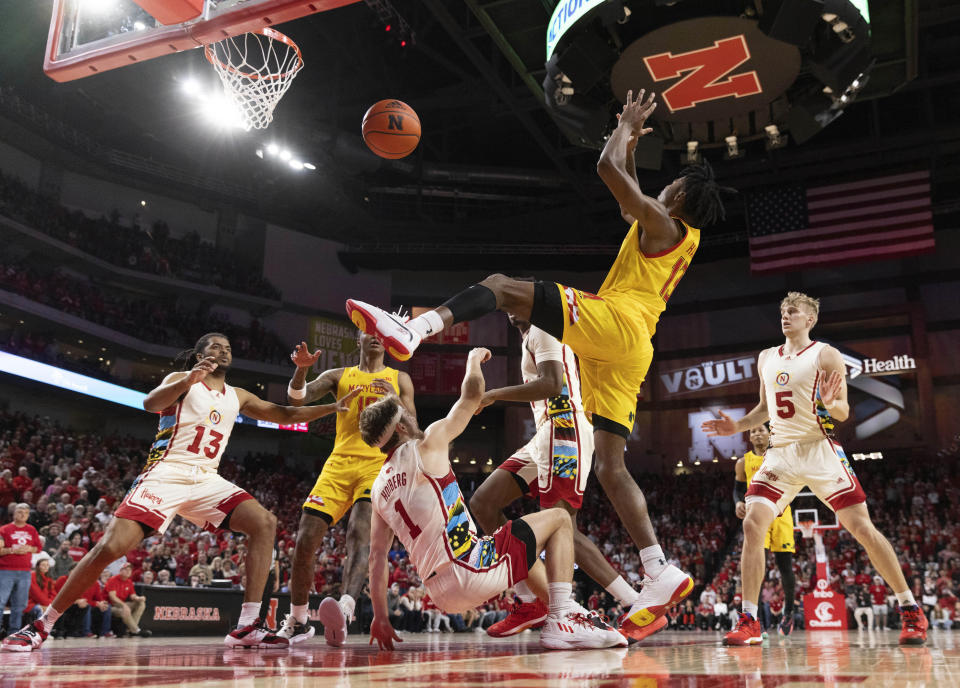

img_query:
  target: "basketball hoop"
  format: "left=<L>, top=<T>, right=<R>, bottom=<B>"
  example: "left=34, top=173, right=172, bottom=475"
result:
left=798, top=520, right=817, bottom=539
left=205, top=27, right=303, bottom=131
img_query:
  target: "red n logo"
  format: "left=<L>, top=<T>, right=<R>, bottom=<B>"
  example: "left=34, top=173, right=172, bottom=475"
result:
left=643, top=36, right=762, bottom=112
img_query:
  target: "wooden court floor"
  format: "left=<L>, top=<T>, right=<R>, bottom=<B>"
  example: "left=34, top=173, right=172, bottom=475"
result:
left=2, top=629, right=957, bottom=687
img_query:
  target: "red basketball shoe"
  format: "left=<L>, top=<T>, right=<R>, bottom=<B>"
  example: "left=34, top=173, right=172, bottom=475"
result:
left=2, top=620, right=49, bottom=652
left=618, top=611, right=668, bottom=643
left=487, top=599, right=549, bottom=638
left=724, top=613, right=763, bottom=646
left=899, top=606, right=928, bottom=646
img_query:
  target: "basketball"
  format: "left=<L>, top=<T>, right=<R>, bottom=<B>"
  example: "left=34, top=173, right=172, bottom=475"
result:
left=361, top=99, right=421, bottom=159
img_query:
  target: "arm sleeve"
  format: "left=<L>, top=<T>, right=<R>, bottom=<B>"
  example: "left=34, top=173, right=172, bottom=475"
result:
left=734, top=480, right=748, bottom=505
left=528, top=327, right=564, bottom=364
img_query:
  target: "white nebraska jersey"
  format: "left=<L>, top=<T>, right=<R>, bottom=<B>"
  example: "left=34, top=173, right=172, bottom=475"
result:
left=144, top=379, right=241, bottom=472
left=521, top=326, right=583, bottom=428
left=760, top=341, right=836, bottom=447
left=372, top=440, right=484, bottom=579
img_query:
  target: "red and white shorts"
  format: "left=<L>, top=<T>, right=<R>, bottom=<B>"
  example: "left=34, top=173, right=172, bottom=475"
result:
left=746, top=438, right=866, bottom=516
left=115, top=461, right=253, bottom=534
left=498, top=411, right=592, bottom=509
left=425, top=519, right=535, bottom=614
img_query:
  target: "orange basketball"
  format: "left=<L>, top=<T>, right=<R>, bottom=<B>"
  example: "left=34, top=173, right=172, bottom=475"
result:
left=361, top=99, right=421, bottom=159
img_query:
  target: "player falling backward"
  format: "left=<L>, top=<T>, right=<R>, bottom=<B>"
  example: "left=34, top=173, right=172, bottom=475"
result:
left=2, top=333, right=358, bottom=652
left=265, top=332, right=415, bottom=646
left=469, top=312, right=661, bottom=641
left=733, top=422, right=798, bottom=636
left=361, top=348, right=625, bottom=650
left=346, top=90, right=733, bottom=635
left=703, top=293, right=928, bottom=646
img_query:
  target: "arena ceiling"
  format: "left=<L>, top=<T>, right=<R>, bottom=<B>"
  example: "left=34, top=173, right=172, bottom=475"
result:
left=1, top=1, right=959, bottom=271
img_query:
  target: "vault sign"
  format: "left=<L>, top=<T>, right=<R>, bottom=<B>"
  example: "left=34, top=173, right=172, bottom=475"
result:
left=660, top=355, right=756, bottom=396
left=611, top=16, right=801, bottom=122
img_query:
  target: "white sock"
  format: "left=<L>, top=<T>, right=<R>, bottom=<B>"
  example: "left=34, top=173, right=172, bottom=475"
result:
left=514, top=580, right=537, bottom=603
left=639, top=544, right=667, bottom=578
left=896, top=590, right=917, bottom=607
left=39, top=606, right=63, bottom=629
left=238, top=602, right=261, bottom=627
left=291, top=603, right=309, bottom=625
left=742, top=601, right=759, bottom=618
left=548, top=583, right=573, bottom=616
left=408, top=310, right=444, bottom=339
left=605, top=575, right=640, bottom=607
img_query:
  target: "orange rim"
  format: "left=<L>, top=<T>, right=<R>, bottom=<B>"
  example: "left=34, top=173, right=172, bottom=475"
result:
left=204, top=27, right=302, bottom=81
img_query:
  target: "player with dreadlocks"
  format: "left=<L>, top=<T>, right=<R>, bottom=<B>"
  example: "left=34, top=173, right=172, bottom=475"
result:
left=3, top=333, right=358, bottom=652
left=344, top=90, right=735, bottom=639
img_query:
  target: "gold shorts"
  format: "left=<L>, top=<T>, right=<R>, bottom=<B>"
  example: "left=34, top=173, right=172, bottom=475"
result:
left=555, top=283, right=653, bottom=434
left=302, top=453, right=383, bottom=525
left=765, top=507, right=796, bottom=553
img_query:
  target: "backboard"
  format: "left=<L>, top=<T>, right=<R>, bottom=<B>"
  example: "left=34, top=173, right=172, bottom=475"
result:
left=45, top=0, right=359, bottom=82
left=792, top=490, right=841, bottom=533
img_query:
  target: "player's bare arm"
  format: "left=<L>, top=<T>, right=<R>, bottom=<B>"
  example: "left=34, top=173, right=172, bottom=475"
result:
left=236, top=387, right=359, bottom=424
left=597, top=89, right=681, bottom=251
left=419, top=348, right=491, bottom=472
left=817, top=345, right=850, bottom=421
left=288, top=342, right=343, bottom=406
left=142, top=358, right=217, bottom=412
left=619, top=126, right=640, bottom=226
left=397, top=371, right=416, bottom=416
left=702, top=351, right=771, bottom=437
left=475, top=359, right=562, bottom=414
left=368, top=508, right=402, bottom=651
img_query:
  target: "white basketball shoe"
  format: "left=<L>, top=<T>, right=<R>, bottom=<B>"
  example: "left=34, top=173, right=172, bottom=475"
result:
left=346, top=299, right=422, bottom=361
left=540, top=605, right=627, bottom=650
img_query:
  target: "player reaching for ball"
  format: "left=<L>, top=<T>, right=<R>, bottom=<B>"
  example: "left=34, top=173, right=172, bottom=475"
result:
left=2, top=333, right=357, bottom=652
left=702, top=292, right=927, bottom=646
left=346, top=89, right=734, bottom=636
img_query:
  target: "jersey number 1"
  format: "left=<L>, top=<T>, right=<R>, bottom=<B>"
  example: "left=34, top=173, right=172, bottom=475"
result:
left=394, top=501, right=422, bottom=538
left=186, top=426, right=225, bottom=458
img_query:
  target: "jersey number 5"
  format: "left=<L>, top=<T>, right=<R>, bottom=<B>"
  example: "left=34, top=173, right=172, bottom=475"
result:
left=186, top=426, right=225, bottom=458
left=775, top=391, right=795, bottom=419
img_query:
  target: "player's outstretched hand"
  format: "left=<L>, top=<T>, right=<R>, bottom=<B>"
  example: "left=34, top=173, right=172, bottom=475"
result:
left=474, top=391, right=497, bottom=415
left=468, top=347, right=492, bottom=364
left=370, top=615, right=402, bottom=651
left=619, top=89, right=657, bottom=136
left=370, top=377, right=395, bottom=396
left=290, top=341, right=321, bottom=368
left=819, top=370, right=844, bottom=408
left=334, top=388, right=361, bottom=413
left=701, top=411, right=738, bottom=437
left=187, top=356, right=218, bottom=385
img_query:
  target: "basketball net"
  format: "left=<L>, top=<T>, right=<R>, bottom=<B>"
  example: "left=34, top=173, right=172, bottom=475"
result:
left=799, top=520, right=830, bottom=583
left=205, top=28, right=303, bottom=131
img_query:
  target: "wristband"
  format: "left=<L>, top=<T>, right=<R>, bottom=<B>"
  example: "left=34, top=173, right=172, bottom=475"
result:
left=287, top=383, right=307, bottom=400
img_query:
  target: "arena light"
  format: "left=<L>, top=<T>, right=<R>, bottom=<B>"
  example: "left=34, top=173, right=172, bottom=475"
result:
left=724, top=135, right=744, bottom=160
left=279, top=149, right=292, bottom=161
left=694, top=459, right=701, bottom=466
left=266, top=143, right=279, bottom=156
left=684, top=140, right=700, bottom=164
left=83, top=0, right=117, bottom=15
left=133, top=21, right=147, bottom=31
left=676, top=461, right=683, bottom=467
left=764, top=124, right=787, bottom=150
left=289, top=159, right=304, bottom=171
left=303, top=162, right=317, bottom=170
left=180, top=78, right=200, bottom=97
left=0, top=351, right=305, bottom=432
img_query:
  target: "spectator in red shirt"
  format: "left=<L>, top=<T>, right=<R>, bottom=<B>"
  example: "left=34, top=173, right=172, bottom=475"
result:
left=870, top=575, right=889, bottom=630
left=57, top=573, right=113, bottom=639
left=0, top=503, right=42, bottom=632
left=24, top=558, right=56, bottom=623
left=67, top=532, right=88, bottom=563
left=105, top=563, right=149, bottom=637
left=12, top=467, right=32, bottom=499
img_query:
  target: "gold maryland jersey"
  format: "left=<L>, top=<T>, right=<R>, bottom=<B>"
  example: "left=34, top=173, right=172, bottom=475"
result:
left=331, top=366, right=400, bottom=459
left=743, top=450, right=766, bottom=486
left=597, top=218, right=700, bottom=336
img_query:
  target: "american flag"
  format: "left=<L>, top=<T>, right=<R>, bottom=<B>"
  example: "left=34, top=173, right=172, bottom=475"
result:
left=746, top=170, right=935, bottom=274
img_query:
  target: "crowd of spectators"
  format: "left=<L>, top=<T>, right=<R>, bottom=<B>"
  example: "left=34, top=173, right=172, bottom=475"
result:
left=0, top=259, right=290, bottom=369
left=0, top=171, right=280, bottom=299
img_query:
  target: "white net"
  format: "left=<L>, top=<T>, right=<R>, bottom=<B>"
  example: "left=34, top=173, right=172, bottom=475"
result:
left=205, top=28, right=303, bottom=131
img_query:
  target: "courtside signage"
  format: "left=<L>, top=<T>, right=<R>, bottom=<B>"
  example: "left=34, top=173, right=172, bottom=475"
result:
left=845, top=354, right=917, bottom=379
left=546, top=0, right=606, bottom=61
left=660, top=355, right=756, bottom=396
